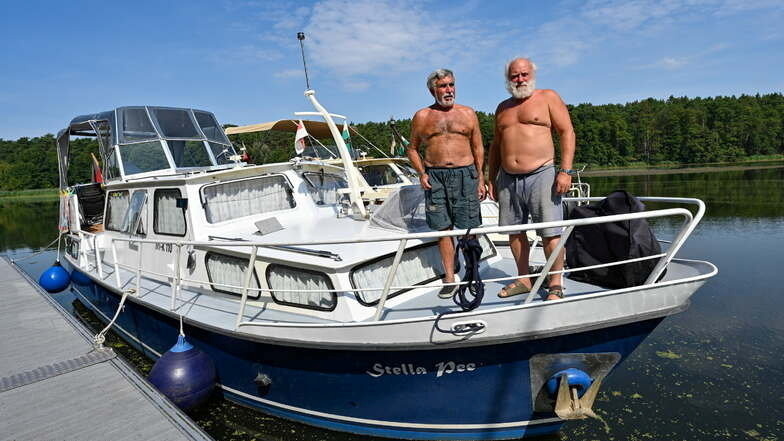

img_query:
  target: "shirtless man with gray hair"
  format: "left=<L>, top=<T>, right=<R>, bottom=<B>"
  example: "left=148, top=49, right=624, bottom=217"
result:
left=488, top=57, right=576, bottom=300
left=408, top=68, right=487, bottom=298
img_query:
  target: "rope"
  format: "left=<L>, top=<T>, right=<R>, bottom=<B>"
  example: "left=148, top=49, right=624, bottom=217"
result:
left=179, top=314, right=185, bottom=337
left=10, top=234, right=62, bottom=263
left=93, top=289, right=132, bottom=349
left=450, top=230, right=485, bottom=311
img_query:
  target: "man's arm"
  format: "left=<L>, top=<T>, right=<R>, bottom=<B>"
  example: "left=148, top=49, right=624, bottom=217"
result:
left=406, top=110, right=431, bottom=190
left=548, top=91, right=575, bottom=195
left=468, top=109, right=486, bottom=199
left=487, top=104, right=503, bottom=200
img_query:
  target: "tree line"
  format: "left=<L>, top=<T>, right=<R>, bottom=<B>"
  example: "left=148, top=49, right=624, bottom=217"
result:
left=1, top=93, right=781, bottom=190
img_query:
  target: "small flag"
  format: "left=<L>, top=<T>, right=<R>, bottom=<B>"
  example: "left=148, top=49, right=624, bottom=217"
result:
left=294, top=120, right=308, bottom=155
left=90, top=153, right=104, bottom=183
left=390, top=136, right=397, bottom=156
left=342, top=121, right=353, bottom=153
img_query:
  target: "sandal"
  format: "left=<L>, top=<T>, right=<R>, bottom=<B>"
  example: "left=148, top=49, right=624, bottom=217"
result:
left=498, top=280, right=532, bottom=298
left=545, top=285, right=565, bottom=301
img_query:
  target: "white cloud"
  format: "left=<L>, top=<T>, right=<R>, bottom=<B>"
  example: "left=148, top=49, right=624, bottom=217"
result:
left=285, top=0, right=496, bottom=87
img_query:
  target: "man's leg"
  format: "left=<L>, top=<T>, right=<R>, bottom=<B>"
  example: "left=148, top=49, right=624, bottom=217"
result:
left=508, top=233, right=532, bottom=289
left=542, top=235, right=565, bottom=300
left=438, top=234, right=455, bottom=283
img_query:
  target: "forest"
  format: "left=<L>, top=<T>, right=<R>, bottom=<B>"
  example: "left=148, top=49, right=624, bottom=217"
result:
left=1, top=93, right=782, bottom=191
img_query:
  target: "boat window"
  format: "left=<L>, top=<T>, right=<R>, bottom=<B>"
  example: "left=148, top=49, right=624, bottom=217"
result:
left=105, top=190, right=130, bottom=231
left=350, top=236, right=495, bottom=306
left=168, top=140, right=212, bottom=168
left=120, top=141, right=171, bottom=175
left=154, top=188, right=186, bottom=236
left=119, top=190, right=147, bottom=235
left=202, top=176, right=295, bottom=223
left=151, top=108, right=201, bottom=139
left=358, top=165, right=402, bottom=186
left=267, top=265, right=336, bottom=311
left=64, top=235, right=79, bottom=259
left=119, top=107, right=158, bottom=143
left=398, top=164, right=418, bottom=180
left=209, top=142, right=237, bottom=165
left=351, top=242, right=444, bottom=305
left=105, top=148, right=121, bottom=180
left=194, top=111, right=230, bottom=144
left=205, top=253, right=260, bottom=298
left=302, top=171, right=347, bottom=205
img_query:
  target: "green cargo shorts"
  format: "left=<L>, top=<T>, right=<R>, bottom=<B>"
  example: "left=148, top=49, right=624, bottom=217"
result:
left=424, top=165, right=482, bottom=230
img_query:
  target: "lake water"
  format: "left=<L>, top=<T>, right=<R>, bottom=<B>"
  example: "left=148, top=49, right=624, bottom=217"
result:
left=3, top=166, right=783, bottom=441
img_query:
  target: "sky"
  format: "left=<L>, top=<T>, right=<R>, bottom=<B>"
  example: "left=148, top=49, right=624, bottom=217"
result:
left=1, top=0, right=782, bottom=140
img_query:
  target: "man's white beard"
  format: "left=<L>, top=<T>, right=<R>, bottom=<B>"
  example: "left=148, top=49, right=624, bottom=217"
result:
left=437, top=93, right=455, bottom=107
left=507, top=79, right=536, bottom=99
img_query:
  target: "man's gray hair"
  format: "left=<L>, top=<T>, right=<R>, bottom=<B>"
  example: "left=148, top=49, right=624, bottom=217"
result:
left=505, top=57, right=537, bottom=79
left=426, top=69, right=455, bottom=92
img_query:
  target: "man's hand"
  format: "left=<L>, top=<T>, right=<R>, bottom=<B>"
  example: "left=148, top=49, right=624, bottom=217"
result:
left=477, top=181, right=487, bottom=200
left=487, top=182, right=496, bottom=201
left=554, top=171, right=572, bottom=195
left=419, top=173, right=432, bottom=190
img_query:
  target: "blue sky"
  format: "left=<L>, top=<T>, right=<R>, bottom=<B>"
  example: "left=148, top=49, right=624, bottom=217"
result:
left=1, top=0, right=782, bottom=140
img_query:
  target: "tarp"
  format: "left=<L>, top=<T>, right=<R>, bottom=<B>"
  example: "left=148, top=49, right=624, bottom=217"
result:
left=224, top=119, right=337, bottom=138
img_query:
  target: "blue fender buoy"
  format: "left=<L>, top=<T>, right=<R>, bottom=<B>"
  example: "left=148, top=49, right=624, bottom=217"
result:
left=148, top=335, right=216, bottom=410
left=546, top=368, right=593, bottom=398
left=38, top=261, right=70, bottom=293
left=70, top=269, right=92, bottom=286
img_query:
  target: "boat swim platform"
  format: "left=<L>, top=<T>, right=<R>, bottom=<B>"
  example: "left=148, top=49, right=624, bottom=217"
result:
left=0, top=256, right=212, bottom=441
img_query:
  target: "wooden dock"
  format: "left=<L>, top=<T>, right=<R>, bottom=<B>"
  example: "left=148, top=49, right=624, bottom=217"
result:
left=0, top=257, right=212, bottom=441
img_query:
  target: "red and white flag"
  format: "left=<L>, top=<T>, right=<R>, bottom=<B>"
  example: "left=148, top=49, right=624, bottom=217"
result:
left=294, top=120, right=308, bottom=155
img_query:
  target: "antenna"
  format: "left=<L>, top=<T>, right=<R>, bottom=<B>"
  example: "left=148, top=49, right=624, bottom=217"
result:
left=297, top=32, right=311, bottom=90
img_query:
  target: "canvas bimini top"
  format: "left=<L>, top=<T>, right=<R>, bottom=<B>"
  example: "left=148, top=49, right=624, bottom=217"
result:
left=56, top=106, right=238, bottom=188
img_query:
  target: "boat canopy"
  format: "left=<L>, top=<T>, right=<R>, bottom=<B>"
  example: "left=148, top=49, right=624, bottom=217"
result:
left=225, top=119, right=337, bottom=139
left=57, top=106, right=237, bottom=188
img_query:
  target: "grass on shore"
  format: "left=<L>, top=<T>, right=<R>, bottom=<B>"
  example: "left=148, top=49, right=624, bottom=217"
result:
left=0, top=188, right=59, bottom=201
left=581, top=154, right=784, bottom=173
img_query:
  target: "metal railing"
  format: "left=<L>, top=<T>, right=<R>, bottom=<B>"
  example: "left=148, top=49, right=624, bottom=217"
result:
left=76, top=196, right=704, bottom=329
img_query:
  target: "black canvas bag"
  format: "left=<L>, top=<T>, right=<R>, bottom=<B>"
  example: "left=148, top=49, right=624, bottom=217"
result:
left=565, top=190, right=662, bottom=289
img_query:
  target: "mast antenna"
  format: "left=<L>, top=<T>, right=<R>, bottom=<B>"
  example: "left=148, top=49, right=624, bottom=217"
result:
left=297, top=32, right=311, bottom=90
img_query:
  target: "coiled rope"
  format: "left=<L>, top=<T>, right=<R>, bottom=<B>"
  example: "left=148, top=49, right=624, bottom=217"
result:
left=450, top=230, right=485, bottom=311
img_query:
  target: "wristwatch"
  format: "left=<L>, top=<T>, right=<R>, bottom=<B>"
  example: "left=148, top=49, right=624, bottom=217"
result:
left=558, top=168, right=577, bottom=176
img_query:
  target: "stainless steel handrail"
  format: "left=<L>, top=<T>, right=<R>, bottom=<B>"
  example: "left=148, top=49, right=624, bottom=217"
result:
left=71, top=196, right=702, bottom=328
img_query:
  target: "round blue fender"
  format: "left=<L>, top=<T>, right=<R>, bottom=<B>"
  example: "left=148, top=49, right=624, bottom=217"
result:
left=546, top=368, right=593, bottom=398
left=148, top=335, right=216, bottom=410
left=38, top=261, right=71, bottom=293
left=70, top=269, right=92, bottom=286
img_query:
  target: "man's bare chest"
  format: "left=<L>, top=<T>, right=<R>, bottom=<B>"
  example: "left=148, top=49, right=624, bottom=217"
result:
left=423, top=116, right=471, bottom=140
left=498, top=102, right=551, bottom=129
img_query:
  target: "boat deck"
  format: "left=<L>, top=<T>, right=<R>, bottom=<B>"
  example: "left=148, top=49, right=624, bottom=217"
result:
left=0, top=257, right=212, bottom=441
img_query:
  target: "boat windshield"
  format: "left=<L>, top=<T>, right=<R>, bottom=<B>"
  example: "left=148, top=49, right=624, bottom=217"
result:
left=302, top=171, right=348, bottom=205
left=115, top=107, right=236, bottom=175
left=357, top=164, right=403, bottom=186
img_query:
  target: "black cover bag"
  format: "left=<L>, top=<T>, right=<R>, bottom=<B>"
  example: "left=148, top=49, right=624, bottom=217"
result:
left=565, top=190, right=662, bottom=289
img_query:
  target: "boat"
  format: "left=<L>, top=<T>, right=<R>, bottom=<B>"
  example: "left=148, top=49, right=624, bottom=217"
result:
left=52, top=89, right=717, bottom=440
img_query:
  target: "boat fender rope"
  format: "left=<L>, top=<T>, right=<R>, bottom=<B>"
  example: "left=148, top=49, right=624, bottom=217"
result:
left=93, top=289, right=132, bottom=349
left=10, top=233, right=62, bottom=264
left=451, top=230, right=485, bottom=311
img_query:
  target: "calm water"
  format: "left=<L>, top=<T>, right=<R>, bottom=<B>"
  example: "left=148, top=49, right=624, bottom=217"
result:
left=3, top=166, right=783, bottom=441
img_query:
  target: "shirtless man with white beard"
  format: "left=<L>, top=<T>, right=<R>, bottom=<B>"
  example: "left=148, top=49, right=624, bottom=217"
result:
left=408, top=69, right=486, bottom=298
left=487, top=57, right=576, bottom=300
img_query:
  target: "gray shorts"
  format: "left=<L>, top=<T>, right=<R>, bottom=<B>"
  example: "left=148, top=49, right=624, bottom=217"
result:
left=496, top=165, right=563, bottom=237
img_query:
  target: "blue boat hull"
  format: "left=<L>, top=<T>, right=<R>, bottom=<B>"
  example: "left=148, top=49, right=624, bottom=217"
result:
left=71, top=278, right=662, bottom=440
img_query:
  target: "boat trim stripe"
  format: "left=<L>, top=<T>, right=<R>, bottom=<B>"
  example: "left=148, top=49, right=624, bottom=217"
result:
left=219, top=384, right=562, bottom=430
